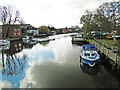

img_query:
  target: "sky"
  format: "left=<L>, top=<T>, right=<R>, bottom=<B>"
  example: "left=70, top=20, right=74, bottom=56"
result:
left=0, top=0, right=119, bottom=28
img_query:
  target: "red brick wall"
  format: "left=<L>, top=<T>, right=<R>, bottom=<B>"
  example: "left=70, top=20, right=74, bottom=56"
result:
left=2, top=26, right=22, bottom=38
left=9, top=27, right=22, bottom=38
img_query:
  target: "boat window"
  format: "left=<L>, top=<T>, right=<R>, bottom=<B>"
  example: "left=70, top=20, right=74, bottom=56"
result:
left=91, top=53, right=96, bottom=56
left=84, top=53, right=90, bottom=56
left=84, top=47, right=89, bottom=50
left=90, top=47, right=96, bottom=50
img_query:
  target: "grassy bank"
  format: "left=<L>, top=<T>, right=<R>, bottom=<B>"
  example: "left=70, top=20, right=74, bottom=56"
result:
left=97, top=39, right=120, bottom=49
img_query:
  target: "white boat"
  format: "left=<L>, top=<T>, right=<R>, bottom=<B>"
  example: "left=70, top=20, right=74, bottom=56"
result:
left=80, top=44, right=100, bottom=67
left=22, top=36, right=29, bottom=40
left=0, top=39, right=10, bottom=46
left=0, top=39, right=10, bottom=50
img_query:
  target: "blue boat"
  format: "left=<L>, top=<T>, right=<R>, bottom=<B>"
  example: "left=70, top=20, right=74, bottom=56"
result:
left=80, top=44, right=100, bottom=67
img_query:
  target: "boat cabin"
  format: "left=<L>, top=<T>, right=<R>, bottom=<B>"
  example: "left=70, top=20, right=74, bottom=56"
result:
left=82, top=44, right=97, bottom=51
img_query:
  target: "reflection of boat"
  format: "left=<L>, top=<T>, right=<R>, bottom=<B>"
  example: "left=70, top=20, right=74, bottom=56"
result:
left=80, top=62, right=100, bottom=76
left=72, top=33, right=89, bottom=45
left=80, top=44, right=100, bottom=67
left=0, top=44, right=10, bottom=50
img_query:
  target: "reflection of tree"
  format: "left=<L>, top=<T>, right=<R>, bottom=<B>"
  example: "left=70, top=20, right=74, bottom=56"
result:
left=2, top=51, right=27, bottom=76
left=80, top=63, right=100, bottom=76
left=92, top=65, right=120, bottom=88
left=39, top=40, right=50, bottom=46
left=2, top=40, right=27, bottom=76
left=23, top=43, right=34, bottom=49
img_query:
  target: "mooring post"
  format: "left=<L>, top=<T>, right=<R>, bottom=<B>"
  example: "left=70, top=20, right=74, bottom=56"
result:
left=114, top=53, right=118, bottom=71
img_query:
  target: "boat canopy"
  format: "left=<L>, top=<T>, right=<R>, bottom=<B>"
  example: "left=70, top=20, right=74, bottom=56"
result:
left=82, top=44, right=96, bottom=51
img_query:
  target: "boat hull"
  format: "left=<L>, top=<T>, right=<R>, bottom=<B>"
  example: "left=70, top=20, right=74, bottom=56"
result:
left=80, top=56, right=100, bottom=67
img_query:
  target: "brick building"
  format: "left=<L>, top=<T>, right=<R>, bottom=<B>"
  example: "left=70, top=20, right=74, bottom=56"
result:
left=1, top=25, right=22, bottom=39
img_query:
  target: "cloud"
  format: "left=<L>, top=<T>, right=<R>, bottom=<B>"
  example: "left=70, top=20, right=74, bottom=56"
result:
left=0, top=0, right=118, bottom=28
left=0, top=80, right=12, bottom=89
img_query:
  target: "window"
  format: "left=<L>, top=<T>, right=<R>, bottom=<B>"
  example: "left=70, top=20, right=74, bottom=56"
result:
left=91, top=53, right=96, bottom=56
left=84, top=47, right=89, bottom=50
left=14, top=33, right=16, bottom=35
left=14, top=29, right=17, bottom=32
left=90, top=47, right=96, bottom=50
left=18, top=33, right=21, bottom=35
left=84, top=53, right=90, bottom=56
left=18, top=28, right=20, bottom=31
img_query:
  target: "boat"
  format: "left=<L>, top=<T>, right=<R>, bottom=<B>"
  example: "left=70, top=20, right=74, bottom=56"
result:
left=0, top=38, right=10, bottom=50
left=72, top=33, right=89, bottom=45
left=22, top=35, right=29, bottom=40
left=80, top=44, right=100, bottom=67
left=0, top=38, right=10, bottom=46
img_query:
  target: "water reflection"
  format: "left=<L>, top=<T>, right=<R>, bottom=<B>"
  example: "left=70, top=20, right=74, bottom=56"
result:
left=23, top=39, right=38, bottom=49
left=1, top=40, right=27, bottom=88
left=80, top=62, right=100, bottom=76
left=0, top=34, right=120, bottom=88
left=39, top=40, right=50, bottom=46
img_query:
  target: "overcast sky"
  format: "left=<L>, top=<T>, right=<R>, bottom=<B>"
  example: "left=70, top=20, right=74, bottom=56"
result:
left=0, top=0, right=119, bottom=28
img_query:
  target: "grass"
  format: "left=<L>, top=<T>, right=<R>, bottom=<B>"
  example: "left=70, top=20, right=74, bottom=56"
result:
left=98, top=39, right=120, bottom=49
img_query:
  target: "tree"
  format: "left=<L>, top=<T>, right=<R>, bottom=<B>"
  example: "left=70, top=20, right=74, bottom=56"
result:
left=0, top=5, right=22, bottom=25
left=0, top=5, right=23, bottom=37
left=38, top=26, right=50, bottom=34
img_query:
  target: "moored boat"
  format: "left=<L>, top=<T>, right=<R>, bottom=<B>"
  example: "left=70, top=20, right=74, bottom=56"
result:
left=0, top=38, right=10, bottom=50
left=80, top=44, right=100, bottom=67
left=72, top=33, right=89, bottom=45
left=0, top=38, right=10, bottom=46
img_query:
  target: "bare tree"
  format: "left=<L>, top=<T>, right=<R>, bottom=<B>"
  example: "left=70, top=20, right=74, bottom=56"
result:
left=0, top=5, right=23, bottom=37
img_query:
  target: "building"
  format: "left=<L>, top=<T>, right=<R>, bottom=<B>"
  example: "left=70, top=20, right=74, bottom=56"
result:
left=18, top=24, right=39, bottom=36
left=1, top=25, right=22, bottom=39
left=0, top=24, right=39, bottom=40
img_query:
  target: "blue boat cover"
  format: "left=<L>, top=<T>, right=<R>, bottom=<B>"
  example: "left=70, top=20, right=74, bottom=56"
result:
left=82, top=44, right=96, bottom=51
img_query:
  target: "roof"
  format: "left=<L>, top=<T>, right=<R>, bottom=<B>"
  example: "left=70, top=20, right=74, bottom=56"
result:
left=82, top=44, right=96, bottom=51
left=82, top=44, right=95, bottom=47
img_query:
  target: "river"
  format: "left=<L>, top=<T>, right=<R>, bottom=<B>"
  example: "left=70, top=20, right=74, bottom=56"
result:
left=0, top=34, right=120, bottom=88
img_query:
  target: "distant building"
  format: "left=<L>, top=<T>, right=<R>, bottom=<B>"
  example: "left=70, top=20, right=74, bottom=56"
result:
left=0, top=24, right=39, bottom=40
left=19, top=24, right=39, bottom=35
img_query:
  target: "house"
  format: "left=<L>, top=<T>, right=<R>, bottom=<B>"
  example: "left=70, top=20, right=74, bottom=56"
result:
left=1, top=25, right=22, bottom=40
left=1, top=24, right=39, bottom=40
left=18, top=24, right=39, bottom=36
left=26, top=28, right=39, bottom=35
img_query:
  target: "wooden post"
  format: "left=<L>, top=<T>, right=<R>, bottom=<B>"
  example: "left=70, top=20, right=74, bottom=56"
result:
left=99, top=43, right=100, bottom=51
left=102, top=44, right=104, bottom=53
left=107, top=48, right=109, bottom=57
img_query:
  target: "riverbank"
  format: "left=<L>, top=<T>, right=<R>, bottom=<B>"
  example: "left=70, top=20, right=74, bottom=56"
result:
left=87, top=39, right=120, bottom=73
left=97, top=39, right=120, bottom=49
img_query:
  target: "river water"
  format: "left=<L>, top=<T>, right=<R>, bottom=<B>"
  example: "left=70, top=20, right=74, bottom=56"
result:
left=0, top=34, right=120, bottom=88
